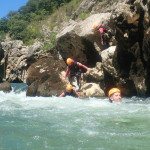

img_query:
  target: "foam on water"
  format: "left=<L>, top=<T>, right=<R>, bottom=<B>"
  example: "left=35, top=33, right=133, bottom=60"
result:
left=0, top=84, right=150, bottom=150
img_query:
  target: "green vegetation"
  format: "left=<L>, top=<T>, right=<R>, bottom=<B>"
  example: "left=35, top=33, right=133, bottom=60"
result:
left=0, top=0, right=83, bottom=46
left=0, top=0, right=72, bottom=44
left=42, top=32, right=57, bottom=51
left=0, top=0, right=120, bottom=46
left=78, top=10, right=90, bottom=20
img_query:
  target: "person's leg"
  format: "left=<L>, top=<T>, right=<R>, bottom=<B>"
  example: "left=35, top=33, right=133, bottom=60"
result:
left=104, top=40, right=109, bottom=49
left=76, top=72, right=81, bottom=89
left=68, top=74, right=73, bottom=85
left=103, top=34, right=110, bottom=49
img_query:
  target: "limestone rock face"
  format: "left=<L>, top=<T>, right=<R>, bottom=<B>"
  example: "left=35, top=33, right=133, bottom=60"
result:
left=72, top=0, right=96, bottom=20
left=0, top=81, right=12, bottom=92
left=2, top=40, right=43, bottom=83
left=112, top=0, right=150, bottom=96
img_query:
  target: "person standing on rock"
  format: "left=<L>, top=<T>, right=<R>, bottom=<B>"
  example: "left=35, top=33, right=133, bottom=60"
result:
left=59, top=84, right=80, bottom=97
left=93, top=24, right=113, bottom=49
left=108, top=88, right=122, bottom=103
left=64, top=58, right=90, bottom=90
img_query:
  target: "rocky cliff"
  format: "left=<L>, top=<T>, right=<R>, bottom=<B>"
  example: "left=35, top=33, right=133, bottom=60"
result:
left=112, top=0, right=150, bottom=96
left=0, top=0, right=150, bottom=97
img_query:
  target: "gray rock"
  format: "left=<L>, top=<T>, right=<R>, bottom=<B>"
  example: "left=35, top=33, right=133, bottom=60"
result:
left=81, top=83, right=105, bottom=97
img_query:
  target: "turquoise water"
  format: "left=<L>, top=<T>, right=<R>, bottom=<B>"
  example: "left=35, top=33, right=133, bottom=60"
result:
left=0, top=83, right=150, bottom=150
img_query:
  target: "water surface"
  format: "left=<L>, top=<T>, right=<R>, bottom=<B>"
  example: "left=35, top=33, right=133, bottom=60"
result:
left=0, top=83, right=150, bottom=150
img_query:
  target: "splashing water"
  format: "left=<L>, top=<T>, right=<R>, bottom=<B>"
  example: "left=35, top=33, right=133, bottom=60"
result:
left=0, top=83, right=150, bottom=150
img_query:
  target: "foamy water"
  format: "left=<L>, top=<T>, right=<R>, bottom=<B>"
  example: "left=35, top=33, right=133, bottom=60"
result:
left=0, top=84, right=150, bottom=150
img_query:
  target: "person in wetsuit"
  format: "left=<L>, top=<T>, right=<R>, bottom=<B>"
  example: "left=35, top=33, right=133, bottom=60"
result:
left=59, top=84, right=80, bottom=97
left=94, top=24, right=113, bottom=49
left=108, top=88, right=122, bottom=103
left=64, top=58, right=90, bottom=90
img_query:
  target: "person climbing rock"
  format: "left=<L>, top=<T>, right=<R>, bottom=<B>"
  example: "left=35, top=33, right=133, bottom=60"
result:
left=59, top=84, right=80, bottom=97
left=108, top=88, right=122, bottom=103
left=64, top=58, right=90, bottom=90
left=93, top=24, right=113, bottom=49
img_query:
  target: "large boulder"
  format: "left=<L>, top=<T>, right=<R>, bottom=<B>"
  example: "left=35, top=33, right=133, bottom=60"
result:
left=0, top=81, right=12, bottom=92
left=80, top=83, right=105, bottom=97
left=26, top=56, right=67, bottom=96
left=56, top=13, right=113, bottom=67
left=101, top=46, right=118, bottom=78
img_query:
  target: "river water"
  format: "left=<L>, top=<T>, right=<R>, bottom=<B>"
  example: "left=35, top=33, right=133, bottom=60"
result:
left=0, top=83, right=150, bottom=150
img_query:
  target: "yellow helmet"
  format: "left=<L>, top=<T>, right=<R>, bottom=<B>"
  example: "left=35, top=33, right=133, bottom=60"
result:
left=108, top=88, right=120, bottom=96
left=93, top=24, right=98, bottom=29
left=66, top=58, right=73, bottom=65
left=66, top=84, right=72, bottom=91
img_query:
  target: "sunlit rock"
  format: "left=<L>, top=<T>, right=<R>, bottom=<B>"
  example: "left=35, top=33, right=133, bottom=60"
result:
left=81, top=83, right=105, bottom=97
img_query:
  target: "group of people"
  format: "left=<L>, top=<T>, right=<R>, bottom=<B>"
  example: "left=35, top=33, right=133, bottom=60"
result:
left=59, top=23, right=120, bottom=102
left=59, top=58, right=90, bottom=98
left=59, top=58, right=122, bottom=102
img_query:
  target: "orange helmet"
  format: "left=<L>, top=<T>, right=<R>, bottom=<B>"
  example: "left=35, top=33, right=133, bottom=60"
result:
left=93, top=24, right=98, bottom=29
left=108, top=88, right=120, bottom=96
left=66, top=58, right=74, bottom=65
left=66, top=84, right=72, bottom=91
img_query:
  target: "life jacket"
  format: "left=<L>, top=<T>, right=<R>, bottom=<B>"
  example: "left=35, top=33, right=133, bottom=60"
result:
left=64, top=90, right=77, bottom=97
left=68, top=61, right=80, bottom=75
left=103, top=29, right=113, bottom=39
left=98, top=26, right=113, bottom=39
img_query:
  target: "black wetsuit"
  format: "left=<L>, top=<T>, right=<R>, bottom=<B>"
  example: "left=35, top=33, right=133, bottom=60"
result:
left=109, top=99, right=113, bottom=103
left=97, top=25, right=112, bottom=49
left=68, top=61, right=81, bottom=86
left=64, top=90, right=77, bottom=97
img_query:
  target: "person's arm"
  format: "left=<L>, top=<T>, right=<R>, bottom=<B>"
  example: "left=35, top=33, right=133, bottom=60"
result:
left=98, top=25, right=111, bottom=30
left=77, top=62, right=89, bottom=70
left=76, top=92, right=80, bottom=98
left=64, top=67, right=70, bottom=79
left=59, top=92, right=65, bottom=97
left=101, top=33, right=104, bottom=45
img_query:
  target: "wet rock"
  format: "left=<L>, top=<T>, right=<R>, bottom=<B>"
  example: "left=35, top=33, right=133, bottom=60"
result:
left=0, top=81, right=12, bottom=92
left=80, top=83, right=105, bottom=97
left=26, top=57, right=67, bottom=97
